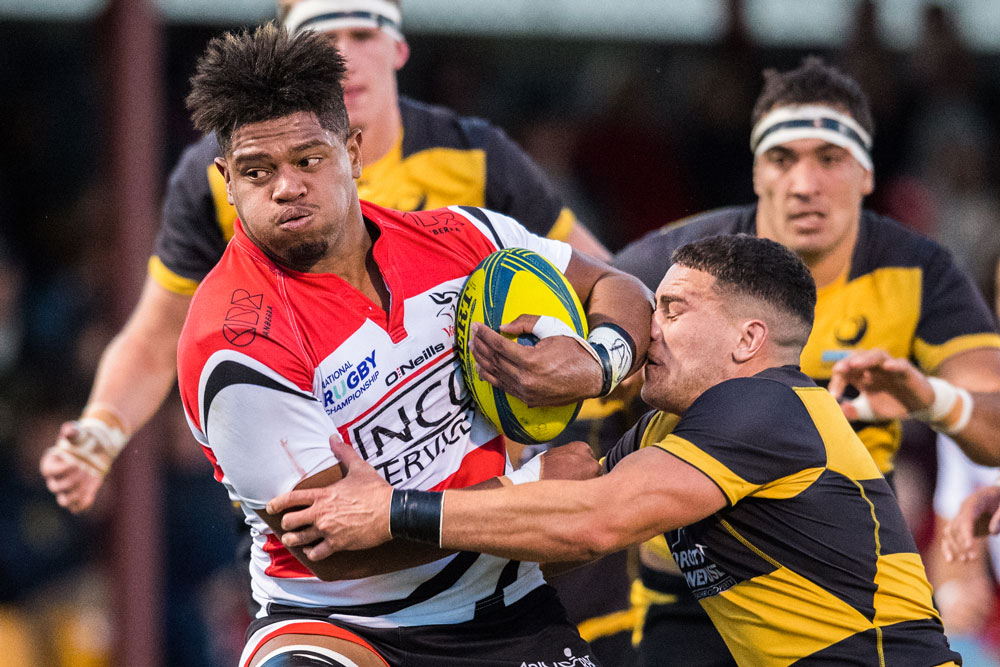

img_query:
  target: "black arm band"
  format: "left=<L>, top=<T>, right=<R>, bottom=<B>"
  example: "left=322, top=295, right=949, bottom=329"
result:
left=389, top=489, right=444, bottom=546
left=591, top=343, right=614, bottom=396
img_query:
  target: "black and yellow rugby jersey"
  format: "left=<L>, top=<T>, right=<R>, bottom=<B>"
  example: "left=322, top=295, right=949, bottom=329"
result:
left=605, top=366, right=960, bottom=667
left=150, top=96, right=579, bottom=295
left=614, top=204, right=1000, bottom=474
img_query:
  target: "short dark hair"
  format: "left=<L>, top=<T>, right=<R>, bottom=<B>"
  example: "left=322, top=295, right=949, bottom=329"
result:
left=751, top=56, right=874, bottom=138
left=672, top=234, right=816, bottom=343
left=186, top=22, right=349, bottom=155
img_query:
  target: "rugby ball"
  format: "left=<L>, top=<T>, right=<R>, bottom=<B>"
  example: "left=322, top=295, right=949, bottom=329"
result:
left=455, top=248, right=588, bottom=444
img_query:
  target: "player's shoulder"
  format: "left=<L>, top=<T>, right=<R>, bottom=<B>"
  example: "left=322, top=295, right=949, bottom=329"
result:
left=687, top=366, right=815, bottom=434
left=621, top=205, right=755, bottom=256
left=399, top=96, right=502, bottom=155
left=853, top=210, right=948, bottom=274
left=166, top=132, right=221, bottom=188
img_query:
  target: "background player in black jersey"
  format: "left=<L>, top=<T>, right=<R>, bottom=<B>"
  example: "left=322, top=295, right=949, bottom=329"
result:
left=610, top=57, right=1000, bottom=667
left=270, top=234, right=962, bottom=667
left=40, top=0, right=608, bottom=514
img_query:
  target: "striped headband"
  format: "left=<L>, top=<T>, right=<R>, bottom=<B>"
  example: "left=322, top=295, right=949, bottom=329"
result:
left=750, top=104, right=873, bottom=172
left=284, top=0, right=403, bottom=42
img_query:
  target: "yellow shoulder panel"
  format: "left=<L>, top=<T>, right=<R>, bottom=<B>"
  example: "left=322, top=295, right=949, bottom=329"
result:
left=148, top=256, right=199, bottom=296
left=206, top=165, right=237, bottom=242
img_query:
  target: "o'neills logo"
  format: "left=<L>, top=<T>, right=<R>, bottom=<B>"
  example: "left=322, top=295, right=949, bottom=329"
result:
left=223, top=289, right=266, bottom=347
left=385, top=343, right=447, bottom=386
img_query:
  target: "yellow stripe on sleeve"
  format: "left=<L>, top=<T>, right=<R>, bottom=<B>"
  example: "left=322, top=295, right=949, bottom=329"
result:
left=653, top=435, right=758, bottom=505
left=148, top=256, right=199, bottom=296
left=545, top=207, right=578, bottom=242
left=913, top=332, right=1000, bottom=374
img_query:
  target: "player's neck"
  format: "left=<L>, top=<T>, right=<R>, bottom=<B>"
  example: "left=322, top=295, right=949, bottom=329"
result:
left=803, top=234, right=856, bottom=288
left=358, top=100, right=403, bottom=166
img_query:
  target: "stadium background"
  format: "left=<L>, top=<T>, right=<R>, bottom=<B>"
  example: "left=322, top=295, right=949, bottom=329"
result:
left=2, top=0, right=1000, bottom=664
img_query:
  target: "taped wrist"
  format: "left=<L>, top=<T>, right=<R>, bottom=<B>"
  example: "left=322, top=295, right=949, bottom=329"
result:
left=587, top=324, right=635, bottom=397
left=503, top=452, right=543, bottom=485
left=56, top=413, right=129, bottom=477
left=910, top=377, right=974, bottom=435
left=389, top=489, right=444, bottom=546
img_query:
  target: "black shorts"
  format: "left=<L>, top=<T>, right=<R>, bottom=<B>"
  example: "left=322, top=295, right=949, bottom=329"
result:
left=245, top=585, right=603, bottom=667
left=636, top=564, right=735, bottom=667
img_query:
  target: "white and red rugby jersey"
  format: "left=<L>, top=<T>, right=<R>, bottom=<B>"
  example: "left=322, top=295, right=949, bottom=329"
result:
left=177, top=201, right=571, bottom=628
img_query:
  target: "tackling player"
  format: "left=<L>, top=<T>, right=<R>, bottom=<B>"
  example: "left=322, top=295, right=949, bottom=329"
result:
left=272, top=234, right=962, bottom=667
left=611, top=57, right=1000, bottom=666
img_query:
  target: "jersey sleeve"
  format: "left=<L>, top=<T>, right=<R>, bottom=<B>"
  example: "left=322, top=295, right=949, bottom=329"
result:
left=151, top=136, right=230, bottom=295
left=479, top=123, right=572, bottom=239
left=603, top=410, right=679, bottom=472
left=912, top=245, right=1000, bottom=373
left=455, top=206, right=573, bottom=272
left=194, top=352, right=339, bottom=510
left=654, top=378, right=826, bottom=506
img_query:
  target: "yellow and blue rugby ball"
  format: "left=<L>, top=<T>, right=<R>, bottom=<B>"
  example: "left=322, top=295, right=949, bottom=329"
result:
left=455, top=248, right=587, bottom=444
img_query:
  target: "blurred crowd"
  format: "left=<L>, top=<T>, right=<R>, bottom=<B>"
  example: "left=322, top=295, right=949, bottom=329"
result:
left=2, top=1, right=1000, bottom=665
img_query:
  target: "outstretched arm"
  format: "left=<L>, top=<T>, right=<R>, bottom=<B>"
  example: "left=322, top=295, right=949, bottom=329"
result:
left=829, top=348, right=1000, bottom=465
left=261, top=438, right=602, bottom=580
left=40, top=276, right=191, bottom=512
left=270, top=438, right=724, bottom=564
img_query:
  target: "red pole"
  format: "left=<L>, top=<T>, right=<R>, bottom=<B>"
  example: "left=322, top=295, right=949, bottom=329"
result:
left=104, top=0, right=163, bottom=665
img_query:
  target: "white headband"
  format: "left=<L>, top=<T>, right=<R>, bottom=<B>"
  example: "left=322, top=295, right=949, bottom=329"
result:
left=284, top=0, right=403, bottom=42
left=750, top=104, right=873, bottom=172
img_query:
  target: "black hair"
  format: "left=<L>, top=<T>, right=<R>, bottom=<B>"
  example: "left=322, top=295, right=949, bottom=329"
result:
left=751, top=56, right=874, bottom=138
left=672, top=234, right=816, bottom=339
left=186, top=22, right=349, bottom=154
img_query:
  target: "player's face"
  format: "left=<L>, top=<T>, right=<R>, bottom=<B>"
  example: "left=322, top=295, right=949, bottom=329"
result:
left=218, top=111, right=363, bottom=271
left=753, top=135, right=873, bottom=263
left=323, top=27, right=409, bottom=132
left=642, top=265, right=740, bottom=415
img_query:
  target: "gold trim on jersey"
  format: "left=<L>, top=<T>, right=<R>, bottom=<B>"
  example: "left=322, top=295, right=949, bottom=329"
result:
left=547, top=207, right=578, bottom=241
left=873, top=552, right=939, bottom=625
left=914, top=332, right=1000, bottom=374
left=639, top=412, right=681, bottom=448
left=577, top=397, right=626, bottom=420
left=148, top=256, right=199, bottom=296
left=357, top=131, right=487, bottom=212
left=703, top=564, right=875, bottom=667
left=628, top=578, right=678, bottom=646
left=654, top=435, right=755, bottom=505
left=206, top=165, right=237, bottom=242
left=803, top=267, right=922, bottom=379
left=794, top=386, right=883, bottom=481
left=577, top=606, right=640, bottom=643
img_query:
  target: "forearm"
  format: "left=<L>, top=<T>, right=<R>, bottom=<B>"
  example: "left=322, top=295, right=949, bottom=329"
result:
left=440, top=477, right=634, bottom=563
left=86, top=277, right=190, bottom=435
left=948, top=391, right=1000, bottom=466
left=88, top=327, right=180, bottom=434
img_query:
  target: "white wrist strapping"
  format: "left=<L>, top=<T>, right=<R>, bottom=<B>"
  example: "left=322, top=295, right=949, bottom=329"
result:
left=55, top=417, right=128, bottom=477
left=910, top=377, right=974, bottom=435
left=531, top=314, right=604, bottom=367
left=504, top=452, right=543, bottom=485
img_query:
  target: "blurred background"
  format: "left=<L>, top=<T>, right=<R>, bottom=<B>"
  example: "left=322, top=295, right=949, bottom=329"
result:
left=2, top=0, right=1000, bottom=664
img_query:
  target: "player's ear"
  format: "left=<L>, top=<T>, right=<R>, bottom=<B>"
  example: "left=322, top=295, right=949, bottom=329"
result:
left=215, top=157, right=235, bottom=206
left=733, top=319, right=767, bottom=363
left=393, top=38, right=410, bottom=70
left=347, top=129, right=363, bottom=179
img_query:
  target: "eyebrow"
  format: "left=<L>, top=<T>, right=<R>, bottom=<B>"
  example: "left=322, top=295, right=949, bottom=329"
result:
left=657, top=294, right=684, bottom=309
left=231, top=140, right=330, bottom=169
